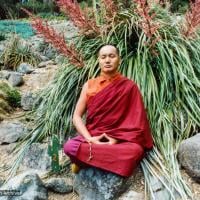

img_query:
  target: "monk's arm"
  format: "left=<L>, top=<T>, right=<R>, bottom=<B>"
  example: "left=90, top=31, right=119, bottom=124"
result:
left=72, top=82, right=92, bottom=141
left=73, top=83, right=117, bottom=145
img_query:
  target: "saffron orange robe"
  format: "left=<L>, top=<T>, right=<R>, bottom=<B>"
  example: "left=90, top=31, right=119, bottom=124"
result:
left=64, top=74, right=153, bottom=177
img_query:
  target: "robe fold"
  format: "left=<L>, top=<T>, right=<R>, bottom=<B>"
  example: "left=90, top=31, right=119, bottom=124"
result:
left=64, top=77, right=153, bottom=177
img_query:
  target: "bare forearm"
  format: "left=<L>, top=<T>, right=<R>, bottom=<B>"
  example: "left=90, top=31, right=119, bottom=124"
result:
left=73, top=115, right=91, bottom=141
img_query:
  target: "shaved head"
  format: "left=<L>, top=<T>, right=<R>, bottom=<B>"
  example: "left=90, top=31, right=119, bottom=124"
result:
left=98, top=44, right=119, bottom=56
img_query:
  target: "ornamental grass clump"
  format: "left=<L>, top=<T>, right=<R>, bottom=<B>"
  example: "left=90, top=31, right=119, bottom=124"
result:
left=0, top=35, right=40, bottom=70
left=8, top=1, right=200, bottom=199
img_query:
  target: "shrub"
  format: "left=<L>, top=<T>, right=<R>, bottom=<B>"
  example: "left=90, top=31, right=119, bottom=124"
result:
left=0, top=35, right=41, bottom=70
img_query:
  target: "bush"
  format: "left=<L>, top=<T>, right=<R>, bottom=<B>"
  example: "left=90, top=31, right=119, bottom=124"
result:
left=16, top=0, right=57, bottom=16
left=0, top=80, right=21, bottom=121
left=0, top=35, right=41, bottom=70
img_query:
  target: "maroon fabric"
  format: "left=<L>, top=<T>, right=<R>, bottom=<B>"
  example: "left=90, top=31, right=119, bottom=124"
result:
left=64, top=77, right=153, bottom=177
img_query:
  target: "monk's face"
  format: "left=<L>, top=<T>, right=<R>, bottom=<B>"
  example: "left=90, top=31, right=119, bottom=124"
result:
left=98, top=45, right=120, bottom=74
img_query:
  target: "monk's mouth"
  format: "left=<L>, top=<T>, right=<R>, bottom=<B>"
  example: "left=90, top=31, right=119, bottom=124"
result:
left=104, top=65, right=112, bottom=68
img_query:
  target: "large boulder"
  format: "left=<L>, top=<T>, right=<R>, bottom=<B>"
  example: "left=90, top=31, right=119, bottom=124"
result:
left=0, top=121, right=27, bottom=144
left=178, top=133, right=200, bottom=182
left=74, top=167, right=129, bottom=200
left=0, top=171, right=48, bottom=200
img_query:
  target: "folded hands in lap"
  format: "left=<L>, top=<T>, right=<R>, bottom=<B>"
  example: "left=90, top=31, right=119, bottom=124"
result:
left=87, top=133, right=118, bottom=145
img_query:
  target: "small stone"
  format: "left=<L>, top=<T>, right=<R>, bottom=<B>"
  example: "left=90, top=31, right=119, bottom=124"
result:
left=38, top=60, right=55, bottom=68
left=45, top=178, right=73, bottom=193
left=17, top=63, right=34, bottom=74
left=21, top=91, right=37, bottom=111
left=8, top=72, right=23, bottom=86
left=0, top=70, right=10, bottom=80
left=118, top=190, right=144, bottom=200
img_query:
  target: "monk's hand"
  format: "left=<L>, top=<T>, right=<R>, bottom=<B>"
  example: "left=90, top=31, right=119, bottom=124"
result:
left=86, top=135, right=108, bottom=144
left=102, top=133, right=118, bottom=145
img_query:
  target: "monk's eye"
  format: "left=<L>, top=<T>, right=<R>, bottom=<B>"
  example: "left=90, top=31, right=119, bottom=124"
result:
left=101, top=56, right=106, bottom=59
left=110, top=54, right=116, bottom=58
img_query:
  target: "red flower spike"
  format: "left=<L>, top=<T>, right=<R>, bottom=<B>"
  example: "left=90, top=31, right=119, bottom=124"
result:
left=57, top=0, right=99, bottom=36
left=183, top=0, right=200, bottom=38
left=22, top=8, right=84, bottom=67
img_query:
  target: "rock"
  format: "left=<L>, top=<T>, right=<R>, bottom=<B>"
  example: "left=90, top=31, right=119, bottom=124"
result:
left=178, top=133, right=200, bottom=181
left=21, top=143, right=51, bottom=171
left=74, top=167, right=129, bottom=200
left=38, top=60, right=55, bottom=68
left=0, top=171, right=48, bottom=200
left=39, top=55, right=49, bottom=62
left=51, top=21, right=78, bottom=39
left=118, top=190, right=144, bottom=200
left=0, top=44, right=5, bottom=53
left=17, top=63, right=34, bottom=74
left=55, top=55, right=65, bottom=64
left=0, top=121, right=27, bottom=144
left=149, top=176, right=180, bottom=200
left=44, top=178, right=73, bottom=194
left=0, top=70, right=10, bottom=80
left=21, top=91, right=37, bottom=111
left=8, top=72, right=23, bottom=86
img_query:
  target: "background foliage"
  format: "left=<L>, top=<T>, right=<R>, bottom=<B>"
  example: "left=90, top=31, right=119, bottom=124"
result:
left=5, top=0, right=200, bottom=200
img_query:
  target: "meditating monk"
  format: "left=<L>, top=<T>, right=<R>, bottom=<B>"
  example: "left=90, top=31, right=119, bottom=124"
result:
left=64, top=44, right=153, bottom=177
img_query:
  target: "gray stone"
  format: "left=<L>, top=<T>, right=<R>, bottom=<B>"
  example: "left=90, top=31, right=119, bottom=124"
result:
left=0, top=70, right=10, bottom=80
left=21, top=143, right=51, bottom=171
left=0, top=171, right=47, bottom=200
left=39, top=55, right=49, bottom=62
left=149, top=176, right=180, bottom=200
left=118, top=191, right=144, bottom=200
left=74, top=167, right=129, bottom=200
left=0, top=121, right=27, bottom=144
left=55, top=55, right=65, bottom=64
left=8, top=72, right=23, bottom=86
left=17, top=63, right=34, bottom=74
left=21, top=91, right=37, bottom=111
left=178, top=133, right=200, bottom=181
left=0, top=44, right=5, bottom=53
left=38, top=60, right=55, bottom=68
left=44, top=178, right=73, bottom=193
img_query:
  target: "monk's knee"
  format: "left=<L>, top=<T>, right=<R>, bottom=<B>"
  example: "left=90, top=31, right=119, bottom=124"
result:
left=133, top=143, right=144, bottom=157
left=63, top=140, right=73, bottom=155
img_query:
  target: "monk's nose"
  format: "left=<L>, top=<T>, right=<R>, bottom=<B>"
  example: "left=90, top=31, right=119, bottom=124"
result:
left=105, top=57, right=111, bottom=63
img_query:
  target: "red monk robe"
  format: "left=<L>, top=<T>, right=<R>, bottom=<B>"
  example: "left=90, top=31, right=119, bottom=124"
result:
left=64, top=76, right=153, bottom=177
